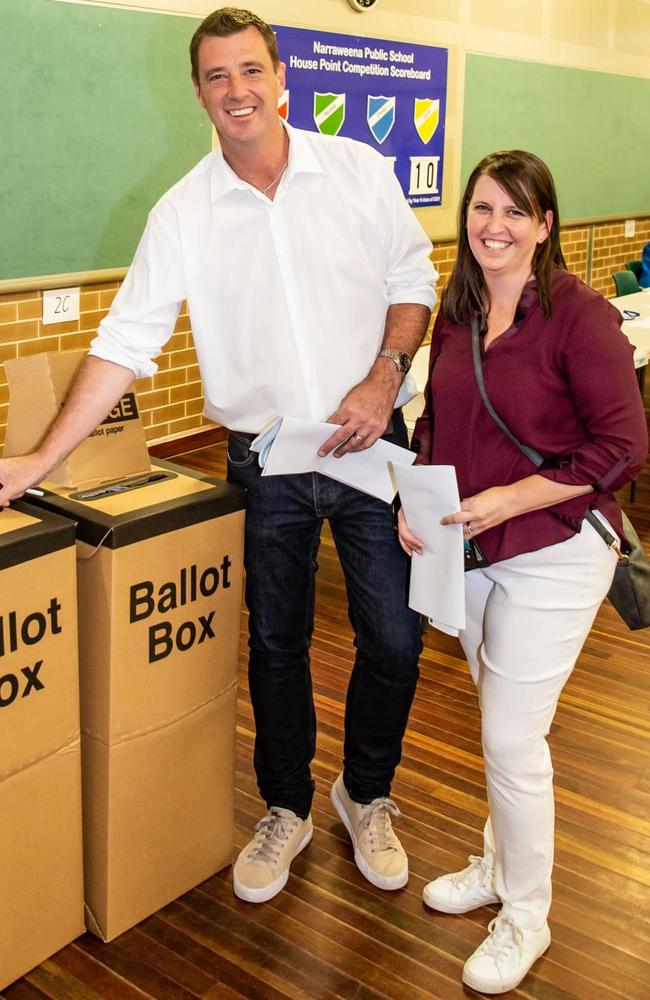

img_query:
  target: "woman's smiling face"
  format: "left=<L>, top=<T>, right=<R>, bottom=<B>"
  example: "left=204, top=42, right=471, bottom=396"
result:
left=467, top=174, right=552, bottom=281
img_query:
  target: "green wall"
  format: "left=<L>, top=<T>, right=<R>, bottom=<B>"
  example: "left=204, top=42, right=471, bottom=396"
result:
left=3, top=2, right=650, bottom=281
left=1, top=0, right=209, bottom=281
left=462, top=54, right=650, bottom=221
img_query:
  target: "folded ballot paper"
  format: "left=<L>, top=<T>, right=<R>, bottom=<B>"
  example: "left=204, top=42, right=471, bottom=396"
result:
left=392, top=463, right=466, bottom=636
left=250, top=416, right=415, bottom=503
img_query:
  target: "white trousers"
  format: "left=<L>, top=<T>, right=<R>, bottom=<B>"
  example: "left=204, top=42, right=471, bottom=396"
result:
left=460, top=516, right=618, bottom=930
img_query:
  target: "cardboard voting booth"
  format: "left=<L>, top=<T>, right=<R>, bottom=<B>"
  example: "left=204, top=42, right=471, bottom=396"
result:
left=3, top=350, right=151, bottom=489
left=29, top=460, right=246, bottom=941
left=0, top=501, right=84, bottom=990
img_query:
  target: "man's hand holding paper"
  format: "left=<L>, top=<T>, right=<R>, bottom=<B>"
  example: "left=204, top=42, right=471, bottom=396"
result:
left=251, top=416, right=415, bottom=504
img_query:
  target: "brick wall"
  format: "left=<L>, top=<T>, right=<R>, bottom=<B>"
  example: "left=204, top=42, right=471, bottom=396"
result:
left=559, top=225, right=590, bottom=283
left=430, top=238, right=458, bottom=317
left=0, top=285, right=215, bottom=451
left=0, top=214, right=648, bottom=453
left=591, top=218, right=650, bottom=296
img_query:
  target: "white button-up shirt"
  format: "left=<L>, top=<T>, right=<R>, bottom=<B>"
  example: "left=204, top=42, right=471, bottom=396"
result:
left=90, top=123, right=438, bottom=433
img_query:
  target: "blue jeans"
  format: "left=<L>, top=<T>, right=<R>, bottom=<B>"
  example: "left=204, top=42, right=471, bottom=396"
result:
left=226, top=413, right=422, bottom=819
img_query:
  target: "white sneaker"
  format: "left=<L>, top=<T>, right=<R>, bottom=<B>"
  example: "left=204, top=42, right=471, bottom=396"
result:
left=462, top=915, right=551, bottom=994
left=423, top=855, right=499, bottom=913
left=233, top=808, right=313, bottom=903
left=331, top=772, right=408, bottom=890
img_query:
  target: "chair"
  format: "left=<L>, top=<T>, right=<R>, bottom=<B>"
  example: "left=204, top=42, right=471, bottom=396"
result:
left=625, top=259, right=642, bottom=280
left=612, top=270, right=641, bottom=296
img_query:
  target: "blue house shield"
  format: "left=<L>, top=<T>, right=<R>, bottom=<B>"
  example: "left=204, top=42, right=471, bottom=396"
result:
left=367, top=96, right=395, bottom=145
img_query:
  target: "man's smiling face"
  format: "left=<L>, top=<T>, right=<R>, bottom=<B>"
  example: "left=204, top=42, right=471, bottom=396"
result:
left=193, top=26, right=286, bottom=155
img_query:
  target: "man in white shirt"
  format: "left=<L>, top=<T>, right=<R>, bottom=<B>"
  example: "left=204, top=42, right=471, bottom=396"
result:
left=0, top=8, right=437, bottom=903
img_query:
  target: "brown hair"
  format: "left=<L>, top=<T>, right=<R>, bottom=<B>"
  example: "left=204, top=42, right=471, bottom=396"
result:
left=190, top=7, right=280, bottom=80
left=442, top=150, right=566, bottom=325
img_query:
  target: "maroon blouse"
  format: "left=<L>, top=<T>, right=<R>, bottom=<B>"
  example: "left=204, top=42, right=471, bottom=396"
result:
left=412, top=270, right=648, bottom=563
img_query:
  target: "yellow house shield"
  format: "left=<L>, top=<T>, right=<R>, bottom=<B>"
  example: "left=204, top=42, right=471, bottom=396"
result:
left=414, top=98, right=439, bottom=145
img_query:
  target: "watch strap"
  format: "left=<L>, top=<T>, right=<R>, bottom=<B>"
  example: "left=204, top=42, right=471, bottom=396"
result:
left=378, top=348, right=411, bottom=373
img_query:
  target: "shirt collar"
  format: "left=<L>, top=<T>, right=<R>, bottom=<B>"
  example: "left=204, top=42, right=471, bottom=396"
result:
left=209, top=121, right=324, bottom=203
left=516, top=278, right=539, bottom=321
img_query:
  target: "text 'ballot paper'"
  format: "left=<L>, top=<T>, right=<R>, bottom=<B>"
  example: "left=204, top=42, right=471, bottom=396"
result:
left=251, top=416, right=415, bottom=503
left=392, top=463, right=465, bottom=636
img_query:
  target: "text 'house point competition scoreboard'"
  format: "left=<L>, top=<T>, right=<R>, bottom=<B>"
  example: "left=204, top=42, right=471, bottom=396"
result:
left=273, top=26, right=448, bottom=208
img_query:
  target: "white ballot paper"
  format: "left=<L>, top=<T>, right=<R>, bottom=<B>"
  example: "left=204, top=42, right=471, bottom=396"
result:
left=251, top=416, right=415, bottom=503
left=392, top=463, right=465, bottom=636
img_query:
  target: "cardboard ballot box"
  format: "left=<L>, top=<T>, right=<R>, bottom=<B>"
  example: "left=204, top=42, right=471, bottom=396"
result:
left=30, top=460, right=246, bottom=941
left=3, top=350, right=151, bottom=489
left=0, top=501, right=84, bottom=990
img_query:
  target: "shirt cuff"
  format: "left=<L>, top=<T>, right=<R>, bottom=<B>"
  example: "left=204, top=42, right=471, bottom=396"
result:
left=537, top=450, right=636, bottom=493
left=88, top=341, right=159, bottom=380
left=387, top=289, right=437, bottom=310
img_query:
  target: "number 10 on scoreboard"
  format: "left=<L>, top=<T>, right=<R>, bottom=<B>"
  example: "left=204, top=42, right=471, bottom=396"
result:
left=409, top=156, right=441, bottom=196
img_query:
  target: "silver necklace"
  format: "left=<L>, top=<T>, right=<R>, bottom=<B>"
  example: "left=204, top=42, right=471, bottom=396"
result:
left=261, top=159, right=288, bottom=196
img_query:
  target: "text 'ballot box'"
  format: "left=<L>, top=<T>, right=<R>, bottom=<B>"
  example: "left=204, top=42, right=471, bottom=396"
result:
left=30, top=460, right=245, bottom=941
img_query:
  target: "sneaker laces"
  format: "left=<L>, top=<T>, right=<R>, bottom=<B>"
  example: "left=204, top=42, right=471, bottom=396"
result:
left=451, top=854, right=493, bottom=890
left=479, top=916, right=524, bottom=965
left=246, top=809, right=297, bottom=865
left=360, top=798, right=401, bottom=854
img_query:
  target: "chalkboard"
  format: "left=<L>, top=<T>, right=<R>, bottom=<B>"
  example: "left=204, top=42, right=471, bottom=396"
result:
left=462, top=54, right=650, bottom=221
left=1, top=0, right=210, bottom=281
left=4, top=5, right=650, bottom=282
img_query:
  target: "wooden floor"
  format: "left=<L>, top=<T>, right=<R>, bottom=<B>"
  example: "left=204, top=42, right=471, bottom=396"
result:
left=4, top=444, right=650, bottom=1000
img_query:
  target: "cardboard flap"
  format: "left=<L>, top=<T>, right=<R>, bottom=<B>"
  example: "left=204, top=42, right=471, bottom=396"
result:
left=48, top=351, right=88, bottom=404
left=3, top=350, right=151, bottom=489
left=4, top=353, right=69, bottom=458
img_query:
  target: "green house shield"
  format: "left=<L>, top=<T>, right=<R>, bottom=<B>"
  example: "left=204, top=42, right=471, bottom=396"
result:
left=313, top=93, right=346, bottom=136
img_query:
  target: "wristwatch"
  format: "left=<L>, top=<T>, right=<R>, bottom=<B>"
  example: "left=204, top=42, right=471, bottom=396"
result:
left=378, top=348, right=411, bottom=374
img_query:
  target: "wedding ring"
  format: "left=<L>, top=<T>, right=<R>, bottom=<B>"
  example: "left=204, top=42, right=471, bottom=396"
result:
left=352, top=433, right=364, bottom=442
left=467, top=523, right=473, bottom=537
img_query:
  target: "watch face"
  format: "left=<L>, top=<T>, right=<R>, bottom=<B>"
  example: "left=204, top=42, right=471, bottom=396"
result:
left=398, top=352, right=411, bottom=372
left=347, top=0, right=379, bottom=10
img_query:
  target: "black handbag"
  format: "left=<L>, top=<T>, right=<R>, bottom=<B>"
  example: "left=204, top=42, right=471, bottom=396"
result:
left=470, top=316, right=650, bottom=630
left=583, top=510, right=650, bottom=630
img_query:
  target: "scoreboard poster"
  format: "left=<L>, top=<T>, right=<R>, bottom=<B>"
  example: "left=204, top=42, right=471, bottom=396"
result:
left=273, top=25, right=448, bottom=208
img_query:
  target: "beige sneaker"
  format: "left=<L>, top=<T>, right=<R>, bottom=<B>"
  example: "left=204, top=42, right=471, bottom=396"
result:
left=330, top=772, right=408, bottom=890
left=233, top=808, right=313, bottom=903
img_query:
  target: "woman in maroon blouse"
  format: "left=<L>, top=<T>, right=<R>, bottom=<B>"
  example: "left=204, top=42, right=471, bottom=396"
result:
left=399, top=150, right=647, bottom=994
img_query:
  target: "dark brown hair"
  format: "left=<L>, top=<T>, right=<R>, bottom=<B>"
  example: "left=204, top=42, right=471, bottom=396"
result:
left=190, top=7, right=280, bottom=80
left=442, top=150, right=566, bottom=325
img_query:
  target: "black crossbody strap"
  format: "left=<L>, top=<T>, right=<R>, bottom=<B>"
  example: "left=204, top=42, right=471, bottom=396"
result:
left=469, top=316, right=615, bottom=550
left=584, top=509, right=618, bottom=547
left=470, top=316, right=544, bottom=467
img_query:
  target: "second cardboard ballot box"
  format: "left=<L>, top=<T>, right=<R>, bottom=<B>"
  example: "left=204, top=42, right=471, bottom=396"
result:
left=0, top=501, right=84, bottom=990
left=31, top=460, right=246, bottom=941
